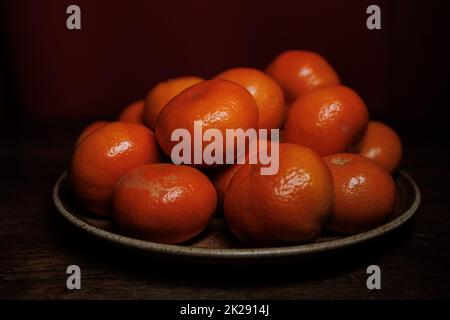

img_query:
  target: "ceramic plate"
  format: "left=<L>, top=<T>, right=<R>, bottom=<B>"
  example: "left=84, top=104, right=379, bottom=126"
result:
left=53, top=170, right=420, bottom=265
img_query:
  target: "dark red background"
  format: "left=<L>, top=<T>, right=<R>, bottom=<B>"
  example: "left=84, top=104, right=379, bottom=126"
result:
left=0, top=0, right=449, bottom=142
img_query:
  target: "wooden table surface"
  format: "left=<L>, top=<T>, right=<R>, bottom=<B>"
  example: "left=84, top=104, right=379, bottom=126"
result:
left=1, top=121, right=449, bottom=300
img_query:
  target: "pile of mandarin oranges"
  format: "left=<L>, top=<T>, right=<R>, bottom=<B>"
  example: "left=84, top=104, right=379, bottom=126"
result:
left=69, top=50, right=402, bottom=247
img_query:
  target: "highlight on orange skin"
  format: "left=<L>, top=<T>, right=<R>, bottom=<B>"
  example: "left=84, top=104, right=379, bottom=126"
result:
left=144, top=76, right=204, bottom=130
left=214, top=67, right=285, bottom=130
left=119, top=100, right=145, bottom=124
left=113, top=163, right=217, bottom=244
left=354, top=121, right=402, bottom=173
left=266, top=50, right=340, bottom=101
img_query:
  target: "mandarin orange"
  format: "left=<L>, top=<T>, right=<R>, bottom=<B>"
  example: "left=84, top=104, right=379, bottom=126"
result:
left=69, top=122, right=161, bottom=216
left=266, top=50, right=340, bottom=101
left=324, top=153, right=396, bottom=234
left=224, top=143, right=333, bottom=246
left=113, top=163, right=217, bottom=244
left=284, top=85, right=369, bottom=156
left=155, top=79, right=259, bottom=166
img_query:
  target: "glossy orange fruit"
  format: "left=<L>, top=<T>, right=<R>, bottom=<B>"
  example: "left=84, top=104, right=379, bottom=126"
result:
left=224, top=143, right=334, bottom=246
left=155, top=79, right=259, bottom=166
left=69, top=122, right=161, bottom=216
left=266, top=50, right=340, bottom=101
left=75, top=121, right=108, bottom=146
left=324, top=153, right=396, bottom=234
left=118, top=100, right=145, bottom=124
left=354, top=121, right=402, bottom=173
left=214, top=67, right=284, bottom=129
left=143, top=76, right=204, bottom=130
left=113, top=163, right=217, bottom=244
left=284, top=85, right=369, bottom=156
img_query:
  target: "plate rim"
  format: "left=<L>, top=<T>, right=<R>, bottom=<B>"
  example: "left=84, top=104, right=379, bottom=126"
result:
left=53, top=170, right=421, bottom=260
